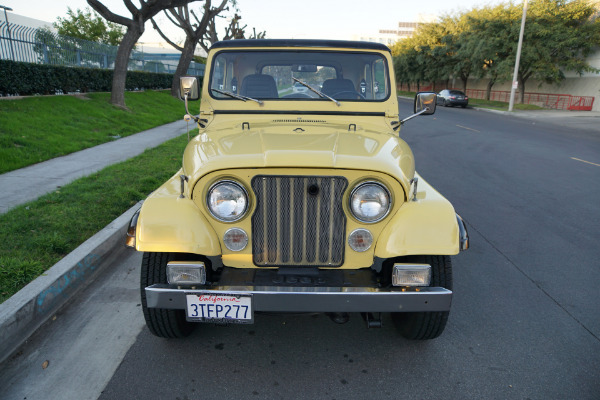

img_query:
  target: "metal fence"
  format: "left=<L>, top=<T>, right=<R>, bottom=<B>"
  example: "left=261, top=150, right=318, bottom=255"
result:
left=463, top=89, right=595, bottom=111
left=397, top=83, right=595, bottom=111
left=0, top=21, right=204, bottom=76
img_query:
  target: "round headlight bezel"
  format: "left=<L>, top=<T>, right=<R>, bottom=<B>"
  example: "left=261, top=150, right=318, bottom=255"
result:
left=206, top=180, right=249, bottom=222
left=349, top=181, right=392, bottom=223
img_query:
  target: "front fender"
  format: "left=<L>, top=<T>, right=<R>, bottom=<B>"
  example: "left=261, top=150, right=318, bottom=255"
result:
left=375, top=175, right=461, bottom=257
left=135, top=176, right=221, bottom=255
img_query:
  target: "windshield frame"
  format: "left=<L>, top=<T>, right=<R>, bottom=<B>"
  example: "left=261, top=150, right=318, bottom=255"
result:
left=207, top=49, right=392, bottom=104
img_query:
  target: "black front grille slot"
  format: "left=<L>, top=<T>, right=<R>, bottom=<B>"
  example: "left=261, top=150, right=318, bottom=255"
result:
left=252, top=175, right=347, bottom=267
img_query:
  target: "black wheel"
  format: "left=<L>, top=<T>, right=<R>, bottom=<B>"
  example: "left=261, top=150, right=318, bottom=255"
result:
left=461, top=104, right=467, bottom=108
left=444, top=100, right=450, bottom=107
left=390, top=255, right=453, bottom=340
left=140, top=252, right=195, bottom=338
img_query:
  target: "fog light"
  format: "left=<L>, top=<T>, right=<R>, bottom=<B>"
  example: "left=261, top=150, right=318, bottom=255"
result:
left=392, top=264, right=431, bottom=287
left=167, top=262, right=206, bottom=285
left=348, top=229, right=373, bottom=252
left=223, top=228, right=248, bottom=251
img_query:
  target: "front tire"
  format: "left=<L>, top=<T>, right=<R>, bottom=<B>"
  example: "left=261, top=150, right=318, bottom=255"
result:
left=140, top=252, right=195, bottom=338
left=390, top=255, right=453, bottom=340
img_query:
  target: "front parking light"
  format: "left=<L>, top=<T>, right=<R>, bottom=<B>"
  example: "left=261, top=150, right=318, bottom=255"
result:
left=223, top=228, right=248, bottom=251
left=348, top=229, right=373, bottom=252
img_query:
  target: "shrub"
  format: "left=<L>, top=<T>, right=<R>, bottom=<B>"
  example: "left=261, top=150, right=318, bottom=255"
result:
left=0, top=60, right=174, bottom=96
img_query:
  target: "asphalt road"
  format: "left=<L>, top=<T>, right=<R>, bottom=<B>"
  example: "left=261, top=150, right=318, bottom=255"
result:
left=2, top=100, right=599, bottom=399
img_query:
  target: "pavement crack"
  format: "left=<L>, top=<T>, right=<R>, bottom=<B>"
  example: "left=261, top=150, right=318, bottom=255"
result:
left=466, top=221, right=600, bottom=343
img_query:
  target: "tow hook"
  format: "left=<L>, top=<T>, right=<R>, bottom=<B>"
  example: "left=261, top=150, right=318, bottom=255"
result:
left=361, top=312, right=383, bottom=328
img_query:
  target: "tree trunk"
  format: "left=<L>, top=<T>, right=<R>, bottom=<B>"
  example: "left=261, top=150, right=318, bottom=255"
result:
left=461, top=76, right=468, bottom=92
left=485, top=79, right=495, bottom=101
left=111, top=27, right=142, bottom=108
left=170, top=35, right=197, bottom=98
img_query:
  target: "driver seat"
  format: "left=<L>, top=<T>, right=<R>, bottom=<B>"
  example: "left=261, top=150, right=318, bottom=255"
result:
left=240, top=74, right=279, bottom=98
left=321, top=79, right=358, bottom=99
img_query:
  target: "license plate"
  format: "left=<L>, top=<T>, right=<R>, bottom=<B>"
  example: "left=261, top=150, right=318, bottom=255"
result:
left=185, top=293, right=253, bottom=324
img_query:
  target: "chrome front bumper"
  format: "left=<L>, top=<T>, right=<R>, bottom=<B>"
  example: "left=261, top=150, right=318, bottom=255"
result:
left=145, top=268, right=452, bottom=313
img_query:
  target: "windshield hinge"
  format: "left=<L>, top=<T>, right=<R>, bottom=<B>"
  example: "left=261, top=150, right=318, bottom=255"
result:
left=385, top=112, right=399, bottom=119
left=200, top=109, right=214, bottom=116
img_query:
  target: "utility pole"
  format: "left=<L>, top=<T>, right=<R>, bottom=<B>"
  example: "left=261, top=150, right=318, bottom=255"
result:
left=508, top=0, right=528, bottom=112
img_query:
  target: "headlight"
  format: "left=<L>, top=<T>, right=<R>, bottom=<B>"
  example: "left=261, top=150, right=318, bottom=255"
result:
left=207, top=180, right=249, bottom=222
left=349, top=181, right=391, bottom=223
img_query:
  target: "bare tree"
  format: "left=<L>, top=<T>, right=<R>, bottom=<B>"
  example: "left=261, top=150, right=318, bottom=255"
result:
left=150, top=0, right=228, bottom=97
left=87, top=0, right=201, bottom=108
left=200, top=12, right=266, bottom=54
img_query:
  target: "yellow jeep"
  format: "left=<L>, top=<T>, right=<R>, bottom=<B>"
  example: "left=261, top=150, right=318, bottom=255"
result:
left=126, top=39, right=469, bottom=340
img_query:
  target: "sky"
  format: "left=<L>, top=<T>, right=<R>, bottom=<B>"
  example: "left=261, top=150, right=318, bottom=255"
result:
left=2, top=0, right=506, bottom=48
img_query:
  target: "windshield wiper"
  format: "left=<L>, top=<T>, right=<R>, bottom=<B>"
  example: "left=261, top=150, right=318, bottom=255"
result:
left=211, top=88, right=263, bottom=105
left=292, top=77, right=340, bottom=107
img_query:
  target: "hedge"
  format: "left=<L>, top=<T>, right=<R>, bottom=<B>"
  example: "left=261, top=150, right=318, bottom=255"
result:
left=0, top=60, right=174, bottom=96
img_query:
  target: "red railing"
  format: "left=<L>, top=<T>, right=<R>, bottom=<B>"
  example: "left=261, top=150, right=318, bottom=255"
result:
left=397, top=84, right=595, bottom=111
left=568, top=96, right=595, bottom=111
left=463, top=89, right=593, bottom=110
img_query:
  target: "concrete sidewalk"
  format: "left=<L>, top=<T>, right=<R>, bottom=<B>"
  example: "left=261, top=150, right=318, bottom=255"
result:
left=0, top=119, right=193, bottom=214
left=475, top=107, right=600, bottom=133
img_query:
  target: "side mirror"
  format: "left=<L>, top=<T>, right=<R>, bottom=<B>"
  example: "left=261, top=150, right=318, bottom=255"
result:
left=414, top=92, right=436, bottom=115
left=179, top=76, right=199, bottom=101
left=399, top=91, right=438, bottom=126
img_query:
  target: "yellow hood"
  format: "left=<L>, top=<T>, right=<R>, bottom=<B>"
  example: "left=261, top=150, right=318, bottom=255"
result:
left=182, top=119, right=415, bottom=189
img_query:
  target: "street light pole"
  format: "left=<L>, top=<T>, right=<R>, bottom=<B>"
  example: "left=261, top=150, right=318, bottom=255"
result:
left=508, top=0, right=528, bottom=112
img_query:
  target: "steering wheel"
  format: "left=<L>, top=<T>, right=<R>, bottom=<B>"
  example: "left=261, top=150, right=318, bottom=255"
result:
left=331, top=91, right=366, bottom=100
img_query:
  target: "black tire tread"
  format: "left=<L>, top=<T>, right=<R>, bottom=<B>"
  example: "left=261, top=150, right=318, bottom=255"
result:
left=391, top=255, right=452, bottom=340
left=140, top=252, right=195, bottom=338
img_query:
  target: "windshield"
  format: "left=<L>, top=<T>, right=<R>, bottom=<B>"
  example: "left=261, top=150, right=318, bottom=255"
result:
left=209, top=50, right=390, bottom=102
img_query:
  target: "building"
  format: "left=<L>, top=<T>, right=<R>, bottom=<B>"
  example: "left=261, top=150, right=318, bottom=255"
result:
left=352, top=15, right=436, bottom=46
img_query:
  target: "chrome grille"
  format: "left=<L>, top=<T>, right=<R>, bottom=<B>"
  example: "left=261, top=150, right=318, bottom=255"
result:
left=251, top=175, right=348, bottom=267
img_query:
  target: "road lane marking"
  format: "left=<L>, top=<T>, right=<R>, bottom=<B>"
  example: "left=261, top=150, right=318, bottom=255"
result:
left=456, top=124, right=481, bottom=133
left=571, top=157, right=600, bottom=167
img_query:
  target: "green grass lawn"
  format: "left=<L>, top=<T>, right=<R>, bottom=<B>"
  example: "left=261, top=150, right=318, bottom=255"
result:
left=0, top=91, right=199, bottom=174
left=0, top=133, right=189, bottom=303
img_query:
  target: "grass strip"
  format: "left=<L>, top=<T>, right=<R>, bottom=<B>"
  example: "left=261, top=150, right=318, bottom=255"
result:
left=468, top=98, right=543, bottom=110
left=0, top=133, right=189, bottom=303
left=0, top=90, right=199, bottom=174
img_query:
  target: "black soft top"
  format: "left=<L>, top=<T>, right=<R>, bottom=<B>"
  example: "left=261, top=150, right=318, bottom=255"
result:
left=210, top=39, right=391, bottom=52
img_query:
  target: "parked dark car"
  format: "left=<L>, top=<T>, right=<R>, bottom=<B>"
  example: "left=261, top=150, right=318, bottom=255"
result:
left=437, top=89, right=468, bottom=108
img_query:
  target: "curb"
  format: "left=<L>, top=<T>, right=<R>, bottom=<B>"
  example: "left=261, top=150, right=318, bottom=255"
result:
left=0, top=201, right=142, bottom=364
left=473, top=107, right=509, bottom=115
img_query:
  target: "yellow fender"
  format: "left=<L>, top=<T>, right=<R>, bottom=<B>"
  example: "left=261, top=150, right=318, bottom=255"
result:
left=375, top=174, right=461, bottom=257
left=134, top=174, right=221, bottom=255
